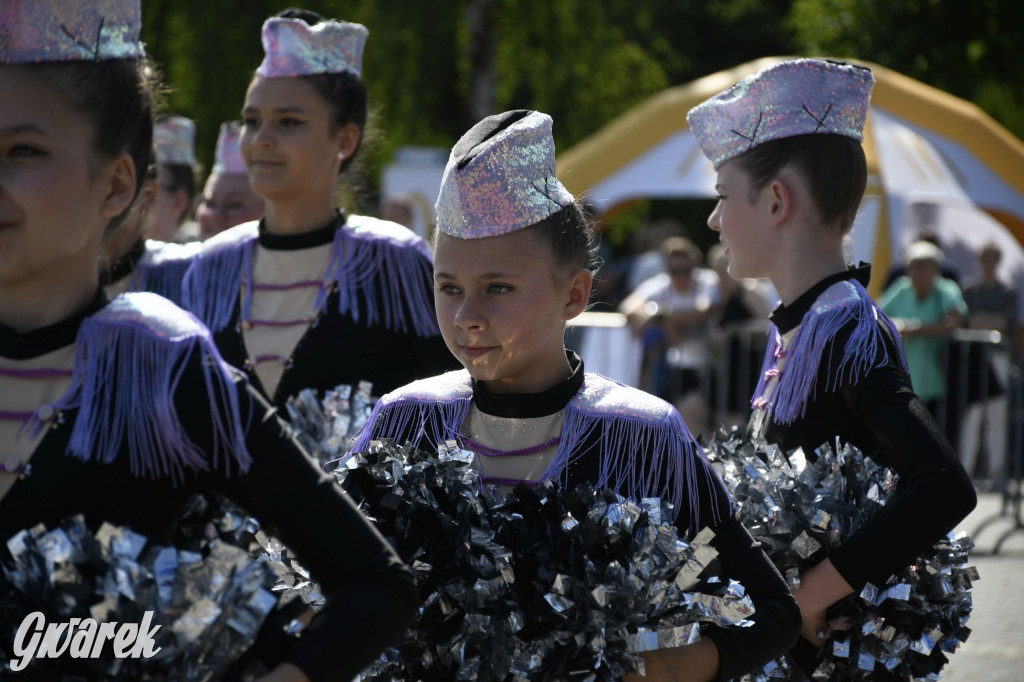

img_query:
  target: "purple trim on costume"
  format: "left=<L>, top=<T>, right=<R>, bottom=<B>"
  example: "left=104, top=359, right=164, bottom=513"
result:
left=319, top=222, right=439, bottom=337
left=252, top=354, right=289, bottom=366
left=183, top=217, right=439, bottom=338
left=0, top=411, right=34, bottom=421
left=751, top=280, right=909, bottom=425
left=347, top=370, right=729, bottom=532
left=29, top=293, right=252, bottom=485
left=251, top=280, right=324, bottom=291
left=0, top=367, right=73, bottom=379
left=133, top=242, right=201, bottom=307
left=182, top=223, right=258, bottom=331
left=458, top=434, right=561, bottom=458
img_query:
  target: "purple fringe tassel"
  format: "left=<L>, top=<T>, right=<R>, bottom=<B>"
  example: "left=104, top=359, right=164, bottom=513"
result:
left=42, top=293, right=252, bottom=486
left=134, top=253, right=197, bottom=307
left=348, top=372, right=728, bottom=533
left=182, top=219, right=439, bottom=337
left=753, top=280, right=910, bottom=425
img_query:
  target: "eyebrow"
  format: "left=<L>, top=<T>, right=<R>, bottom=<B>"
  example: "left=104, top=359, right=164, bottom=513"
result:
left=433, top=271, right=522, bottom=280
left=0, top=123, right=50, bottom=138
left=241, top=105, right=308, bottom=115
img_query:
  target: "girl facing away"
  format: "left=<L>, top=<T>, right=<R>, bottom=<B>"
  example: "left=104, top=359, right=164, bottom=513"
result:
left=351, top=110, right=800, bottom=682
left=0, top=2, right=415, bottom=680
left=687, top=59, right=976, bottom=655
left=183, top=8, right=457, bottom=414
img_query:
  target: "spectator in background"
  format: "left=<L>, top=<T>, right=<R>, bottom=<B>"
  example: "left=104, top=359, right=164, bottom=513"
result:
left=621, top=237, right=719, bottom=432
left=880, top=240, right=967, bottom=437
left=146, top=114, right=200, bottom=242
left=197, top=121, right=265, bottom=241
left=625, top=218, right=685, bottom=292
left=707, top=243, right=774, bottom=428
left=960, top=241, right=1017, bottom=487
left=884, top=230, right=960, bottom=290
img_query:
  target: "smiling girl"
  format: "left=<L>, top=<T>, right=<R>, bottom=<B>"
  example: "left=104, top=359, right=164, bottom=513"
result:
left=351, top=110, right=800, bottom=681
left=0, top=3, right=415, bottom=680
left=687, top=59, right=976, bottom=662
left=183, top=9, right=456, bottom=413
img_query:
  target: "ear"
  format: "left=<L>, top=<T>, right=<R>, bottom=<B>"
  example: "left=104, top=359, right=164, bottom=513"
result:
left=169, top=188, right=191, bottom=223
left=99, top=154, right=138, bottom=221
left=767, top=177, right=793, bottom=227
left=334, top=122, right=361, bottom=160
left=563, top=268, right=594, bottom=322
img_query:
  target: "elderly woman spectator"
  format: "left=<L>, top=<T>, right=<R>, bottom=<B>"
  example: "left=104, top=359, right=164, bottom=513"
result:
left=880, top=241, right=968, bottom=438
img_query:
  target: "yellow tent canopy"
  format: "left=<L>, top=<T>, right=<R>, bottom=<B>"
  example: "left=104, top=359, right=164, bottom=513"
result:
left=557, top=57, right=1024, bottom=300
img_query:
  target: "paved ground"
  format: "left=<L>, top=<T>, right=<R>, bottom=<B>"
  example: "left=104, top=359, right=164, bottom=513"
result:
left=940, top=491, right=1024, bottom=682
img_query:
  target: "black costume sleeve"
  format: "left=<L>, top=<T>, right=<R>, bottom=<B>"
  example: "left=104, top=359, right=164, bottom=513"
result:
left=176, top=360, right=418, bottom=682
left=828, top=365, right=977, bottom=590
left=700, top=517, right=802, bottom=681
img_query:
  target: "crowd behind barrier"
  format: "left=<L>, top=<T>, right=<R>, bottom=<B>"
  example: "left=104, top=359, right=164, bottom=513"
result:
left=567, top=314, right=1024, bottom=552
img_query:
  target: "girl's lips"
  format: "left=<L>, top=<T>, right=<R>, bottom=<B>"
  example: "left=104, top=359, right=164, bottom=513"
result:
left=460, top=345, right=497, bottom=359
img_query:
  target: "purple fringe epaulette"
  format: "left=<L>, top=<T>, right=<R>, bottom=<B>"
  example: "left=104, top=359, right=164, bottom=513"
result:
left=29, top=293, right=252, bottom=485
left=181, top=216, right=439, bottom=337
left=131, top=240, right=202, bottom=306
left=752, top=279, right=908, bottom=425
left=351, top=370, right=730, bottom=531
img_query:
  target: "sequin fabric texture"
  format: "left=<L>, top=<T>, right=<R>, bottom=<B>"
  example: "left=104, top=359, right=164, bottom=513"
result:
left=256, top=17, right=368, bottom=78
left=0, top=0, right=144, bottom=64
left=435, top=112, right=574, bottom=239
left=154, top=115, right=197, bottom=166
left=687, top=58, right=875, bottom=169
left=212, top=121, right=246, bottom=175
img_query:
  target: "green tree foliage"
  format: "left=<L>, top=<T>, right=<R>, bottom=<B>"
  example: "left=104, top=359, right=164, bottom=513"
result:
left=787, top=0, right=1024, bottom=138
left=140, top=0, right=798, bottom=189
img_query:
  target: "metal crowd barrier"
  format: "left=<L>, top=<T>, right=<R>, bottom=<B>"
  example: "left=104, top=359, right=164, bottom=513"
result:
left=562, top=318, right=1024, bottom=551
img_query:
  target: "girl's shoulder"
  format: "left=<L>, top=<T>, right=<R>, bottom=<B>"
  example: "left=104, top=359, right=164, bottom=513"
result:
left=59, top=292, right=250, bottom=483
left=345, top=214, right=432, bottom=259
left=195, top=220, right=260, bottom=256
left=375, top=369, right=474, bottom=408
left=571, top=372, right=679, bottom=424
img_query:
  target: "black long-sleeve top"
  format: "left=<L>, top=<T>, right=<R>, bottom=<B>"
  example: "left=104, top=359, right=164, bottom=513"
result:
left=760, top=265, right=977, bottom=591
left=0, top=294, right=418, bottom=681
left=364, top=356, right=800, bottom=681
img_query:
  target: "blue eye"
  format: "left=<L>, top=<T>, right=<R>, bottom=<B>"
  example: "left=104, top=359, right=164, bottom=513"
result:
left=437, top=283, right=461, bottom=295
left=488, top=284, right=512, bottom=294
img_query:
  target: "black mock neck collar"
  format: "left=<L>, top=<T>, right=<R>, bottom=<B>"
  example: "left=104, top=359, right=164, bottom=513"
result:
left=472, top=351, right=584, bottom=418
left=258, top=211, right=346, bottom=250
left=100, top=238, right=146, bottom=286
left=0, top=289, right=108, bottom=360
left=770, top=263, right=872, bottom=334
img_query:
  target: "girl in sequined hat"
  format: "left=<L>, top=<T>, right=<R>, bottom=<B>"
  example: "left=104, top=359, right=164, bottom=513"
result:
left=0, top=2, right=416, bottom=678
left=183, top=8, right=457, bottom=417
left=196, top=120, right=266, bottom=240
left=350, top=109, right=800, bottom=681
left=688, top=58, right=976, bottom=664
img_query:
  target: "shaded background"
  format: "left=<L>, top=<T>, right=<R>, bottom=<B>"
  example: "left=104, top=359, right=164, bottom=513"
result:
left=142, top=0, right=1024, bottom=251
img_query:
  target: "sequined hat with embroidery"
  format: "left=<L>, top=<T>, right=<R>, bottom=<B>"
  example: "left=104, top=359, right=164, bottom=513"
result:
left=154, top=115, right=197, bottom=167
left=687, top=59, right=875, bottom=169
left=211, top=121, right=246, bottom=175
left=435, top=110, right=574, bottom=239
left=0, top=0, right=144, bottom=64
left=256, top=16, right=368, bottom=78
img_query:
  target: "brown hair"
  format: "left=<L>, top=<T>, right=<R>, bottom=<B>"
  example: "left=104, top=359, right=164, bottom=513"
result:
left=735, top=133, right=867, bottom=234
